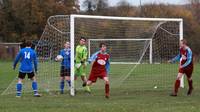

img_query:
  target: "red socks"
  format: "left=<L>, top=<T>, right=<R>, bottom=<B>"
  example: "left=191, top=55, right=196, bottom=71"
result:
left=174, top=79, right=180, bottom=94
left=105, top=84, right=110, bottom=96
left=188, top=80, right=193, bottom=89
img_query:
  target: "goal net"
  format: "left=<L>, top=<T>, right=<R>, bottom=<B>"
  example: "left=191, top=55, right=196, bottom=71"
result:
left=1, top=15, right=183, bottom=96
left=88, top=39, right=152, bottom=64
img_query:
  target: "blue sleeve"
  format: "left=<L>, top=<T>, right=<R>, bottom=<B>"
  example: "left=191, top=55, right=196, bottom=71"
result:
left=182, top=48, right=192, bottom=68
left=33, top=51, right=38, bottom=72
left=88, top=51, right=100, bottom=63
left=105, top=59, right=110, bottom=74
left=172, top=53, right=181, bottom=63
left=13, top=51, right=22, bottom=67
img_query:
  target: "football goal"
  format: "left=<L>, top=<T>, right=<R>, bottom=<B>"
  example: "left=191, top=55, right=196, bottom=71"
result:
left=1, top=15, right=184, bottom=96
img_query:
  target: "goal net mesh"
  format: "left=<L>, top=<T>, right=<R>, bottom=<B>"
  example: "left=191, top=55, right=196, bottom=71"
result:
left=1, top=15, right=181, bottom=95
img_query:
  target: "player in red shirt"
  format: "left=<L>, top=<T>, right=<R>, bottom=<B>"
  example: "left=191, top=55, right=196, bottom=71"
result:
left=168, top=39, right=193, bottom=96
left=85, top=43, right=110, bottom=98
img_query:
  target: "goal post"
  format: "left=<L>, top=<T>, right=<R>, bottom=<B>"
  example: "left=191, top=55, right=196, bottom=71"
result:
left=70, top=14, right=184, bottom=96
left=88, top=39, right=153, bottom=64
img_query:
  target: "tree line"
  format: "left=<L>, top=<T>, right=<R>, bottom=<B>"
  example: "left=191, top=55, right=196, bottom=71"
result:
left=0, top=0, right=200, bottom=59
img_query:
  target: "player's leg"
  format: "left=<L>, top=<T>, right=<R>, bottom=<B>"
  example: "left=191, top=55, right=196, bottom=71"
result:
left=84, top=80, right=92, bottom=93
left=80, top=65, right=87, bottom=87
left=103, top=77, right=110, bottom=98
left=29, top=73, right=41, bottom=97
left=81, top=76, right=87, bottom=87
left=84, top=73, right=97, bottom=93
left=60, top=76, right=65, bottom=94
left=185, top=66, right=193, bottom=96
left=16, top=72, right=25, bottom=97
left=65, top=68, right=71, bottom=87
left=171, top=72, right=184, bottom=96
left=186, top=76, right=193, bottom=96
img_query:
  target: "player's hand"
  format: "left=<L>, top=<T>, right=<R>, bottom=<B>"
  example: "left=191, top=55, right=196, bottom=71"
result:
left=75, top=63, right=81, bottom=69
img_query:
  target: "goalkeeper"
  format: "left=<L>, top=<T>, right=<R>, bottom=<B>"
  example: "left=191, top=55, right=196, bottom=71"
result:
left=75, top=37, right=89, bottom=89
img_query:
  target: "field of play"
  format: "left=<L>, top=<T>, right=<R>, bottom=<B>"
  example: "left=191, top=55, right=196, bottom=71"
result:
left=0, top=61, right=200, bottom=112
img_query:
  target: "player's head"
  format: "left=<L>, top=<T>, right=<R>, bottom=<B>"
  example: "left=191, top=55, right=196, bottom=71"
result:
left=180, top=39, right=187, bottom=48
left=99, top=43, right=107, bottom=52
left=79, top=37, right=86, bottom=45
left=64, top=41, right=70, bottom=49
left=25, top=40, right=32, bottom=47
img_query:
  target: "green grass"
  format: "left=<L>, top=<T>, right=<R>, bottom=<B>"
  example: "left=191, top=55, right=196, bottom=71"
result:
left=0, top=61, right=200, bottom=112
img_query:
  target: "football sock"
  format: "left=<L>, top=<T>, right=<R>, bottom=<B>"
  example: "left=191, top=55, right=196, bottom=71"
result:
left=60, top=80, right=65, bottom=92
left=32, top=81, right=38, bottom=94
left=16, top=83, right=22, bottom=96
left=174, top=79, right=180, bottom=94
left=105, top=84, right=110, bottom=96
left=67, top=80, right=71, bottom=87
left=188, top=79, right=193, bottom=89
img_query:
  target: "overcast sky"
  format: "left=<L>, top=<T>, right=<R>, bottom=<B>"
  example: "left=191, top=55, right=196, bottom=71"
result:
left=108, top=0, right=188, bottom=6
left=79, top=0, right=189, bottom=10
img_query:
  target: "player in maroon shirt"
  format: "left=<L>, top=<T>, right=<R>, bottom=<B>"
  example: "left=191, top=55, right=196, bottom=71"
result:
left=85, top=43, right=110, bottom=98
left=168, top=39, right=193, bottom=96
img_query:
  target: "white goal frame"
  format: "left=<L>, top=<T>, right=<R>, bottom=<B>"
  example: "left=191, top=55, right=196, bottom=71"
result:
left=70, top=14, right=184, bottom=96
left=88, top=38, right=153, bottom=64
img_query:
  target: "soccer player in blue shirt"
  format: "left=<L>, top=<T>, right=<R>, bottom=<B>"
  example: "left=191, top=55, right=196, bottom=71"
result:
left=13, top=40, right=41, bottom=97
left=55, top=42, right=71, bottom=94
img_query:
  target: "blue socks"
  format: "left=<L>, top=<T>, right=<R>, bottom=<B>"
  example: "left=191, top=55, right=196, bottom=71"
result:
left=60, top=80, right=65, bottom=93
left=16, top=81, right=39, bottom=96
left=16, top=83, right=22, bottom=96
left=32, top=81, right=38, bottom=95
left=67, top=80, right=71, bottom=87
left=60, top=80, right=71, bottom=93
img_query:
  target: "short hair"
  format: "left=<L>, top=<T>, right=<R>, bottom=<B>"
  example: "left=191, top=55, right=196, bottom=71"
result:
left=99, top=43, right=106, bottom=48
left=25, top=40, right=32, bottom=47
left=181, top=39, right=187, bottom=45
left=80, top=37, right=86, bottom=41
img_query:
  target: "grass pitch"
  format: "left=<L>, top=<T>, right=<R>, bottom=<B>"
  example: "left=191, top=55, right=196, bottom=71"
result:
left=0, top=61, right=200, bottom=112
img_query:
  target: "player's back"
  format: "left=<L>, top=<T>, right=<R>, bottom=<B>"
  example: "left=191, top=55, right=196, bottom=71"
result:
left=18, top=47, right=37, bottom=73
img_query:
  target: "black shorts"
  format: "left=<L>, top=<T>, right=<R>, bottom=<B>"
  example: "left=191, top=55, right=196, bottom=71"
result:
left=60, top=66, right=70, bottom=77
left=18, top=72, right=35, bottom=79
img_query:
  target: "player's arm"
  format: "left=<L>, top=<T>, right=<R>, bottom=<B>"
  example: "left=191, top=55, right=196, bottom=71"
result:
left=88, top=51, right=100, bottom=64
left=33, top=51, right=38, bottom=73
left=13, top=51, right=22, bottom=70
left=181, top=48, right=192, bottom=68
left=105, top=59, right=110, bottom=75
left=169, top=52, right=181, bottom=63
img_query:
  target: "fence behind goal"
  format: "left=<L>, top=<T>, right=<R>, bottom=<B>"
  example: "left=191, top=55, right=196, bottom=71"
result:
left=1, top=15, right=183, bottom=96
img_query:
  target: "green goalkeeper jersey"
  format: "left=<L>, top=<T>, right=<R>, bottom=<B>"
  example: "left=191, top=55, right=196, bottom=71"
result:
left=75, top=45, right=88, bottom=63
